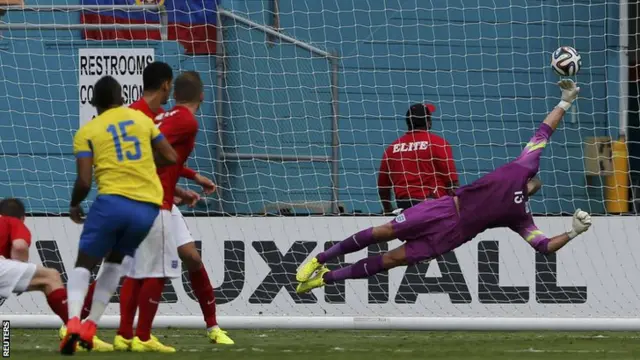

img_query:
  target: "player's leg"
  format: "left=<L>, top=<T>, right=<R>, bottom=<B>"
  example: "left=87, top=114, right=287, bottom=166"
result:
left=116, top=223, right=161, bottom=350
left=81, top=281, right=96, bottom=320
left=114, top=275, right=142, bottom=349
left=80, top=255, right=132, bottom=320
left=297, top=196, right=460, bottom=293
left=63, top=259, right=121, bottom=352
left=82, top=252, right=128, bottom=335
left=296, top=223, right=397, bottom=282
left=59, top=282, right=114, bottom=352
left=128, top=209, right=176, bottom=353
left=68, top=197, right=159, bottom=353
left=296, top=243, right=412, bottom=294
left=117, top=205, right=168, bottom=352
left=61, top=196, right=121, bottom=355
left=172, top=205, right=233, bottom=345
left=298, top=223, right=448, bottom=294
left=73, top=252, right=127, bottom=351
left=297, top=199, right=438, bottom=282
left=29, top=267, right=69, bottom=324
left=66, top=251, right=108, bottom=324
left=133, top=277, right=166, bottom=341
left=7, top=261, right=69, bottom=323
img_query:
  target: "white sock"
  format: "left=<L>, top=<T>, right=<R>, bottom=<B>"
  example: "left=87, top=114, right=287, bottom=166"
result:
left=207, top=326, right=220, bottom=332
left=67, top=267, right=91, bottom=319
left=87, top=262, right=122, bottom=323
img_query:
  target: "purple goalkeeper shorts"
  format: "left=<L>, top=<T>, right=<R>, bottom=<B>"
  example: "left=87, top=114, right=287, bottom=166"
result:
left=390, top=196, right=466, bottom=264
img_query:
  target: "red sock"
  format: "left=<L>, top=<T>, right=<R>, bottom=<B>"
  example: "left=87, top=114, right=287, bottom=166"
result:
left=117, top=277, right=142, bottom=340
left=81, top=281, right=97, bottom=320
left=46, top=287, right=68, bottom=323
left=135, top=278, right=165, bottom=341
left=189, top=266, right=217, bottom=328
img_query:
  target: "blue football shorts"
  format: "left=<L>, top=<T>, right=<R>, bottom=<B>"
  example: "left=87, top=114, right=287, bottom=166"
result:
left=78, top=195, right=160, bottom=258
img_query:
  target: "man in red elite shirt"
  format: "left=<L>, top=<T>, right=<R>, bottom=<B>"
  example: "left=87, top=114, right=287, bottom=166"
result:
left=115, top=71, right=233, bottom=352
left=0, top=198, right=69, bottom=327
left=378, top=103, right=459, bottom=214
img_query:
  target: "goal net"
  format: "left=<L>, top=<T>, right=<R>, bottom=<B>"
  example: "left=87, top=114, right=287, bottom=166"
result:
left=0, top=1, right=636, bottom=330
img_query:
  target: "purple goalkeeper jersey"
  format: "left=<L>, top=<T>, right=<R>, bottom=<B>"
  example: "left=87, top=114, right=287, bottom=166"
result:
left=454, top=123, right=554, bottom=251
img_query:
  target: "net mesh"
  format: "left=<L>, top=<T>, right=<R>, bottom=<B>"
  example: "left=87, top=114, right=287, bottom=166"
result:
left=0, top=1, right=632, bottom=323
left=219, top=16, right=335, bottom=214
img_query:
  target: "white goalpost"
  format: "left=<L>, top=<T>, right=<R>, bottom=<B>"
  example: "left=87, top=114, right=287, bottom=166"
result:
left=0, top=2, right=636, bottom=330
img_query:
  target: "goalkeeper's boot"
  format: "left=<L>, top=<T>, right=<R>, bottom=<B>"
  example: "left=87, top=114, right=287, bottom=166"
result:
left=59, top=317, right=81, bottom=355
left=113, top=335, right=133, bottom=351
left=60, top=324, right=114, bottom=352
left=296, top=266, right=329, bottom=294
left=296, top=257, right=323, bottom=282
left=131, top=336, right=176, bottom=353
left=208, top=327, right=235, bottom=345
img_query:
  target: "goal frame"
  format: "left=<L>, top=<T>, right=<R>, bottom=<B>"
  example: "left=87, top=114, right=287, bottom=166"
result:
left=3, top=4, right=635, bottom=331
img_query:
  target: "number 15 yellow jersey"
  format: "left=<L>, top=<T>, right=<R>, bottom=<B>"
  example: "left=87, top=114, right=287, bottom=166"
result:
left=73, top=107, right=164, bottom=206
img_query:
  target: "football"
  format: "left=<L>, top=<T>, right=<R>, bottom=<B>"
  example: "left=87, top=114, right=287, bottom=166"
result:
left=551, top=46, right=582, bottom=76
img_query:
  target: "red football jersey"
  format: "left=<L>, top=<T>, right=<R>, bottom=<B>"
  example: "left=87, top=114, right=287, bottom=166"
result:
left=130, top=97, right=197, bottom=180
left=0, top=216, right=31, bottom=259
left=378, top=130, right=458, bottom=199
left=129, top=97, right=164, bottom=119
left=155, top=106, right=199, bottom=209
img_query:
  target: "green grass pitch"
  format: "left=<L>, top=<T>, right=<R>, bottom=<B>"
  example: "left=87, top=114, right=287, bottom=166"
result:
left=6, top=329, right=640, bottom=359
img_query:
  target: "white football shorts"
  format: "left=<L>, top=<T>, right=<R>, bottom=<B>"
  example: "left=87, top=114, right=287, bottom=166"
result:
left=0, top=258, right=36, bottom=298
left=127, top=209, right=181, bottom=279
left=171, top=204, right=194, bottom=248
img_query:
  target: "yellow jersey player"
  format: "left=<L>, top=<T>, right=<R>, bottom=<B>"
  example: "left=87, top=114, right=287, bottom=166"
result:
left=60, top=75, right=177, bottom=355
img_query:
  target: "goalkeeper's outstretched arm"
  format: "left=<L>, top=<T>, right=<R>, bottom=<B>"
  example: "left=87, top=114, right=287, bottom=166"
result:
left=515, top=209, right=592, bottom=254
left=542, top=79, right=580, bottom=131
left=546, top=209, right=592, bottom=253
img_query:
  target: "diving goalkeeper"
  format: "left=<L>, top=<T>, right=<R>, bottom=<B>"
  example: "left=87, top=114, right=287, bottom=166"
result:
left=296, top=79, right=592, bottom=293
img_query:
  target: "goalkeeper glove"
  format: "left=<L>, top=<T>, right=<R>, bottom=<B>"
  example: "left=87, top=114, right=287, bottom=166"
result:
left=391, top=208, right=404, bottom=216
left=557, top=79, right=580, bottom=111
left=567, top=208, right=592, bottom=239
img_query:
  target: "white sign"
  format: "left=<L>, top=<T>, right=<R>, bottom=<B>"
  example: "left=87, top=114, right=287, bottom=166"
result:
left=1, top=217, right=638, bottom=323
left=78, top=48, right=154, bottom=126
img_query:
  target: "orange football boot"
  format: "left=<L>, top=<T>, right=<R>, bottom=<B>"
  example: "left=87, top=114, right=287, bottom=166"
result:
left=60, top=317, right=81, bottom=355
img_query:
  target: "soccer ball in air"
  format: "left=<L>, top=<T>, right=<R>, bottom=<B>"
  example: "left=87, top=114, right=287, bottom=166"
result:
left=551, top=46, right=581, bottom=76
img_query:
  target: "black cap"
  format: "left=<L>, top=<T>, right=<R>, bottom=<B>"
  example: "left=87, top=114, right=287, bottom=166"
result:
left=406, top=103, right=436, bottom=129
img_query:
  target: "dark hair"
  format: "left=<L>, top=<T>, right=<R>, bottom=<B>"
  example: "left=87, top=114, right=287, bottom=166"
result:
left=406, top=103, right=436, bottom=130
left=0, top=198, right=25, bottom=219
left=174, top=71, right=203, bottom=104
left=90, top=76, right=123, bottom=110
left=143, top=62, right=174, bottom=91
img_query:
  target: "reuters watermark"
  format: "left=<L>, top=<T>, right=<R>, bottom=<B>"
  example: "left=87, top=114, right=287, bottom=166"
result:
left=2, top=320, right=9, bottom=358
